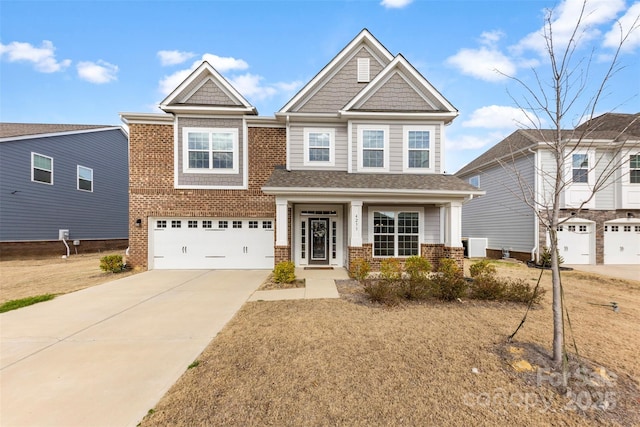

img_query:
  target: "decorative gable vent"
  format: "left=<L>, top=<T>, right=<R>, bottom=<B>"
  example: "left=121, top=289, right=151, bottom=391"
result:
left=357, top=58, right=370, bottom=83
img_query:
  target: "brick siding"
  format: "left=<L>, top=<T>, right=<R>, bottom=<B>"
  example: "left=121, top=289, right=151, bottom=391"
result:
left=347, top=243, right=464, bottom=273
left=128, top=123, right=286, bottom=269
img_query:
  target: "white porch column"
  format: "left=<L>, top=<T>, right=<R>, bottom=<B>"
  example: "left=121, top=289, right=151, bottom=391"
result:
left=275, top=197, right=288, bottom=246
left=446, top=201, right=463, bottom=247
left=350, top=201, right=363, bottom=247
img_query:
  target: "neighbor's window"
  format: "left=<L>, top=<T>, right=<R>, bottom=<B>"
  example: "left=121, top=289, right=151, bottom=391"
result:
left=359, top=126, right=388, bottom=171
left=183, top=128, right=238, bottom=173
left=572, top=153, right=589, bottom=183
left=468, top=175, right=480, bottom=188
left=77, top=166, right=93, bottom=192
left=630, top=154, right=640, bottom=184
left=304, top=128, right=334, bottom=165
left=372, top=210, right=420, bottom=257
left=32, top=153, right=53, bottom=184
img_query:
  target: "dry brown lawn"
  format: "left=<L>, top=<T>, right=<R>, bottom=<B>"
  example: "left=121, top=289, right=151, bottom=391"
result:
left=0, top=251, right=136, bottom=303
left=140, top=261, right=640, bottom=426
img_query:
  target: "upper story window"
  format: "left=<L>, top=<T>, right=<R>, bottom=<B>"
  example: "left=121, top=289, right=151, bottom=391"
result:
left=572, top=153, right=589, bottom=183
left=358, top=125, right=389, bottom=172
left=77, top=166, right=93, bottom=192
left=304, top=128, right=335, bottom=166
left=182, top=127, right=239, bottom=174
left=32, top=153, right=53, bottom=185
left=468, top=175, right=480, bottom=188
left=403, top=125, right=434, bottom=172
left=630, top=154, right=640, bottom=184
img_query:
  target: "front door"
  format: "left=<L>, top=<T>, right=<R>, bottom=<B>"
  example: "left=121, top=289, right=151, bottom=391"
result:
left=309, top=218, right=329, bottom=265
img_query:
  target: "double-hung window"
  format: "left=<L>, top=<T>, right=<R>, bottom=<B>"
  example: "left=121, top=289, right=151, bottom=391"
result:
left=403, top=126, right=434, bottom=172
left=630, top=154, right=640, bottom=184
left=358, top=125, right=388, bottom=171
left=32, top=153, right=53, bottom=184
left=371, top=209, right=421, bottom=257
left=183, top=128, right=238, bottom=173
left=77, top=166, right=93, bottom=192
left=572, top=153, right=589, bottom=183
left=304, top=128, right=334, bottom=166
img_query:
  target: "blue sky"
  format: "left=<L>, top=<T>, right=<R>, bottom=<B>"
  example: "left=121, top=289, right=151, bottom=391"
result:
left=1, top=0, right=639, bottom=172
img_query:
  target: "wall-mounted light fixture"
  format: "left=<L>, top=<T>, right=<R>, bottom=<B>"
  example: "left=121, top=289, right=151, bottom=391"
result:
left=135, top=218, right=142, bottom=227
left=628, top=212, right=635, bottom=218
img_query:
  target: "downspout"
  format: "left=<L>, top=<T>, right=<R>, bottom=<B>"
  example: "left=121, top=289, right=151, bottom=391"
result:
left=529, top=147, right=539, bottom=262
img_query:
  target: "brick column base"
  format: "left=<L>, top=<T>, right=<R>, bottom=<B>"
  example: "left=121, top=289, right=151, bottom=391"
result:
left=347, top=243, right=464, bottom=272
left=274, top=246, right=291, bottom=266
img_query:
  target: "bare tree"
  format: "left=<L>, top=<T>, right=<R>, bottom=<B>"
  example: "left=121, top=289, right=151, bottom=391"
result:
left=499, top=0, right=639, bottom=367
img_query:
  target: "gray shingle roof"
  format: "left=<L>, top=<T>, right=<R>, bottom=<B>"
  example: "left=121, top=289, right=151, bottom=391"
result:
left=263, top=169, right=479, bottom=193
left=455, top=112, right=640, bottom=177
left=0, top=123, right=113, bottom=139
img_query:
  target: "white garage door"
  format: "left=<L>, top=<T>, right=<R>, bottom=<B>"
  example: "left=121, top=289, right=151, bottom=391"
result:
left=151, top=218, right=274, bottom=269
left=557, top=222, right=593, bottom=264
left=604, top=221, right=640, bottom=264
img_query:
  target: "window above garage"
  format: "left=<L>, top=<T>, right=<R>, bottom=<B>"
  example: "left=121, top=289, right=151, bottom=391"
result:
left=182, top=127, right=239, bottom=174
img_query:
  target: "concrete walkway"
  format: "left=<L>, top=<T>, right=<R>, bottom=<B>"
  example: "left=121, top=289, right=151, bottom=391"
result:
left=564, top=264, right=640, bottom=282
left=0, top=269, right=268, bottom=427
left=248, top=267, right=348, bottom=301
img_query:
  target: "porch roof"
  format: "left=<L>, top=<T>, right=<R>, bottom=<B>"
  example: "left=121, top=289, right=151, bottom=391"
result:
left=263, top=168, right=483, bottom=197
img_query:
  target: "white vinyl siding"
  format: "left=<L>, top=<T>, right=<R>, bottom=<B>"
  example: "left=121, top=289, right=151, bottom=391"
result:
left=32, top=152, right=53, bottom=185
left=77, top=166, right=93, bottom=192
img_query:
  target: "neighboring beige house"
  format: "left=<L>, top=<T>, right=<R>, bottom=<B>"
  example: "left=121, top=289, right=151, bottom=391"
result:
left=121, top=29, right=482, bottom=271
left=456, top=113, right=640, bottom=265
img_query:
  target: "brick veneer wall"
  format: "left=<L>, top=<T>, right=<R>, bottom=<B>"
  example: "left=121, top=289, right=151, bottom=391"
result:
left=128, top=123, right=286, bottom=270
left=537, top=209, right=640, bottom=264
left=347, top=243, right=465, bottom=273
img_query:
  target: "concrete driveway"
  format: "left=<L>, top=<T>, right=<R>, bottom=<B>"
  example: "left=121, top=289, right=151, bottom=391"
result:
left=564, top=264, right=639, bottom=282
left=0, top=269, right=268, bottom=427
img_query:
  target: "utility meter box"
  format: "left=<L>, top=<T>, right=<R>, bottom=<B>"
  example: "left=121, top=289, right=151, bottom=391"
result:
left=58, top=229, right=69, bottom=240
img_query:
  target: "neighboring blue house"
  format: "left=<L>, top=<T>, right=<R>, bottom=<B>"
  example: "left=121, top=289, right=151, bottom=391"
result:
left=0, top=123, right=129, bottom=258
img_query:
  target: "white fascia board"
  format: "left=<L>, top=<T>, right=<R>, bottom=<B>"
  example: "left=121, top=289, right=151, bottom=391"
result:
left=260, top=192, right=476, bottom=205
left=0, top=126, right=125, bottom=143
left=339, top=111, right=458, bottom=121
left=262, top=186, right=485, bottom=197
left=279, top=29, right=394, bottom=113
left=119, top=112, right=174, bottom=125
left=275, top=112, right=341, bottom=121
left=160, top=105, right=256, bottom=115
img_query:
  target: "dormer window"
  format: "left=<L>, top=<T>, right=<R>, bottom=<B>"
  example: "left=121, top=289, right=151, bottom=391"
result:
left=357, top=58, right=370, bottom=83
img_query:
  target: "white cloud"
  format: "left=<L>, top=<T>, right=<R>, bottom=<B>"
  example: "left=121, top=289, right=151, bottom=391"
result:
left=462, top=105, right=543, bottom=129
left=380, top=0, right=413, bottom=9
left=603, top=2, right=640, bottom=52
left=157, top=50, right=197, bottom=66
left=201, top=54, right=249, bottom=72
left=446, top=47, right=516, bottom=81
left=479, top=30, right=505, bottom=47
left=447, top=132, right=504, bottom=151
left=514, top=0, right=626, bottom=56
left=0, top=40, right=70, bottom=72
left=77, top=60, right=118, bottom=84
left=159, top=68, right=192, bottom=95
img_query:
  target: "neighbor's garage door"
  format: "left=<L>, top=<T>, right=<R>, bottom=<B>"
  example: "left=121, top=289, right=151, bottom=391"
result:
left=151, top=218, right=274, bottom=269
left=557, top=222, right=593, bottom=264
left=604, top=221, right=640, bottom=264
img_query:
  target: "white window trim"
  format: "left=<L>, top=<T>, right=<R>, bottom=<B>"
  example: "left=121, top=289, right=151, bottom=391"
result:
left=368, top=206, right=424, bottom=258
left=31, top=152, right=53, bottom=185
left=565, top=149, right=595, bottom=186
left=623, top=152, right=640, bottom=184
left=77, top=165, right=93, bottom=192
left=303, top=128, right=335, bottom=166
left=402, top=125, right=435, bottom=173
left=357, top=125, right=389, bottom=172
left=182, top=127, right=239, bottom=174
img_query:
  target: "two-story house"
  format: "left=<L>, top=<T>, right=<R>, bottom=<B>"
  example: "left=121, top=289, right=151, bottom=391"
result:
left=0, top=123, right=129, bottom=258
left=456, top=112, right=640, bottom=265
left=121, top=29, right=482, bottom=271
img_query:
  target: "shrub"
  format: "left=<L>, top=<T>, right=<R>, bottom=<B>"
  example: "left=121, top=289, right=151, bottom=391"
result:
left=400, top=256, right=433, bottom=300
left=539, top=246, right=565, bottom=267
left=432, top=258, right=467, bottom=301
left=273, top=261, right=296, bottom=284
left=349, top=258, right=371, bottom=281
left=504, top=278, right=546, bottom=304
left=380, top=258, right=402, bottom=283
left=100, top=254, right=124, bottom=273
left=468, top=260, right=506, bottom=300
left=363, top=279, right=400, bottom=306
left=469, top=259, right=496, bottom=278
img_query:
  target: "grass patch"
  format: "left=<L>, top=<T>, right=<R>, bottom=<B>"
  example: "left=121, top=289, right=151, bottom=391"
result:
left=0, top=294, right=55, bottom=313
left=187, top=360, right=200, bottom=369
